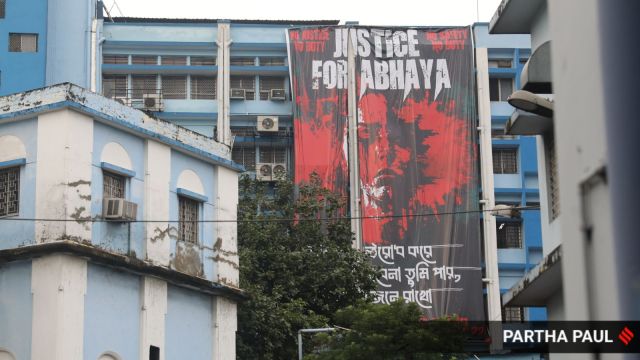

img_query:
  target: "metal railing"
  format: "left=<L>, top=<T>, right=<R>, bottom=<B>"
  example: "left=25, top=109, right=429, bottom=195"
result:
left=105, top=88, right=165, bottom=112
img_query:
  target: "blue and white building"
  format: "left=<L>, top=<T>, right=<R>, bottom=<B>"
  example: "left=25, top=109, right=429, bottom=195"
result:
left=0, top=83, right=242, bottom=360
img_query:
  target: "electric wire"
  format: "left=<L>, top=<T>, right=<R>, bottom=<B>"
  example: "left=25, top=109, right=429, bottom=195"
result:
left=0, top=205, right=540, bottom=223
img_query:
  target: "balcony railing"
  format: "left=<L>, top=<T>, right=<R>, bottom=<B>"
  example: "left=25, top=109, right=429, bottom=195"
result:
left=105, top=88, right=165, bottom=112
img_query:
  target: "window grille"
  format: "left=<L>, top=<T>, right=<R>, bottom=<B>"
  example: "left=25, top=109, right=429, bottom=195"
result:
left=230, top=57, right=255, bottom=66
left=230, top=76, right=255, bottom=100
left=502, top=306, right=524, bottom=322
left=131, top=55, right=157, bottom=65
left=497, top=221, right=522, bottom=248
left=259, top=146, right=286, bottom=163
left=259, top=77, right=285, bottom=100
left=259, top=57, right=285, bottom=66
left=103, top=172, right=125, bottom=199
left=161, top=56, right=187, bottom=65
left=102, top=75, right=127, bottom=98
left=489, top=77, right=513, bottom=102
left=232, top=146, right=256, bottom=171
left=162, top=76, right=187, bottom=99
left=0, top=167, right=19, bottom=217
left=9, top=33, right=38, bottom=52
left=0, top=0, right=5, bottom=18
left=190, top=76, right=216, bottom=100
left=103, top=55, right=128, bottom=64
left=231, top=127, right=256, bottom=137
left=131, top=75, right=158, bottom=99
left=179, top=196, right=199, bottom=244
left=493, top=148, right=518, bottom=174
left=190, top=56, right=216, bottom=66
left=546, top=135, right=560, bottom=220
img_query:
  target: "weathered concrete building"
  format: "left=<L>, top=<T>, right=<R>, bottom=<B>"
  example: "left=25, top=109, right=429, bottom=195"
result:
left=0, top=83, right=242, bottom=360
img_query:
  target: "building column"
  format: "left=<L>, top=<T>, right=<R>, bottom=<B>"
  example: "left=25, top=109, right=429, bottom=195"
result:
left=144, top=140, right=172, bottom=266
left=216, top=21, right=232, bottom=146
left=31, top=254, right=88, bottom=360
left=139, top=277, right=168, bottom=360
left=212, top=297, right=237, bottom=360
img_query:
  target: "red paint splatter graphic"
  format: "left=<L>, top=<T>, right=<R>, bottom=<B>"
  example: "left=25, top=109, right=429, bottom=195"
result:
left=359, top=94, right=475, bottom=245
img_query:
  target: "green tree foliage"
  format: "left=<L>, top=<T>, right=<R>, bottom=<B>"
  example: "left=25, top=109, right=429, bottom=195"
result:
left=304, top=301, right=467, bottom=360
left=236, top=175, right=379, bottom=360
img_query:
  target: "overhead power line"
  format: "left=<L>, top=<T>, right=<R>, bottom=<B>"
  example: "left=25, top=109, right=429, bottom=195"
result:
left=0, top=206, right=540, bottom=224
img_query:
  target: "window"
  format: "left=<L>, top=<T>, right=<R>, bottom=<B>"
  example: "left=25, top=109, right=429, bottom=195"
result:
left=259, top=57, right=285, bottom=66
left=162, top=76, right=187, bottom=99
left=230, top=76, right=255, bottom=100
left=502, top=306, right=524, bottom=322
left=232, top=146, right=256, bottom=171
left=9, top=33, right=38, bottom=52
left=131, top=56, right=157, bottom=65
left=497, top=221, right=522, bottom=248
left=190, top=56, right=216, bottom=66
left=259, top=77, right=285, bottom=100
left=493, top=148, right=518, bottom=174
left=179, top=196, right=199, bottom=244
left=488, top=59, right=512, bottom=68
left=149, top=346, right=160, bottom=360
left=1, top=0, right=6, bottom=19
left=103, top=55, right=128, bottom=64
left=545, top=135, right=560, bottom=220
left=103, top=172, right=125, bottom=199
left=190, top=76, right=216, bottom=100
left=102, top=75, right=127, bottom=98
left=161, top=56, right=186, bottom=65
left=131, top=75, right=157, bottom=99
left=259, top=146, right=286, bottom=163
left=489, top=77, right=513, bottom=102
left=0, top=167, right=19, bottom=217
left=230, top=57, right=255, bottom=66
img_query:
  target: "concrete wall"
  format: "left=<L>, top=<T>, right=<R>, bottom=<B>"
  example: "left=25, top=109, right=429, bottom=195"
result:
left=0, top=261, right=32, bottom=360
left=165, top=285, right=214, bottom=360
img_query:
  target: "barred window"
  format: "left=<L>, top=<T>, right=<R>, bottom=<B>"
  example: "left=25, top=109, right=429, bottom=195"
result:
left=162, top=75, right=187, bottom=99
left=502, top=307, right=524, bottom=322
left=493, top=148, right=518, bottom=174
left=102, top=75, right=127, bottom=98
left=259, top=57, right=285, bottom=66
left=497, top=221, right=522, bottom=248
left=190, top=76, right=216, bottom=100
left=103, top=55, right=128, bottom=64
left=259, top=146, right=286, bottom=163
left=9, top=33, right=38, bottom=52
left=232, top=146, right=256, bottom=172
left=131, top=75, right=157, bottom=99
left=489, top=77, right=513, bottom=102
left=179, top=196, right=199, bottom=244
left=0, top=167, right=20, bottom=217
left=131, top=55, right=157, bottom=65
left=259, top=77, right=285, bottom=100
left=230, top=57, right=255, bottom=66
left=0, top=0, right=5, bottom=18
left=161, top=56, right=187, bottom=65
left=103, top=172, right=125, bottom=199
left=230, top=76, right=255, bottom=100
left=190, top=56, right=216, bottom=66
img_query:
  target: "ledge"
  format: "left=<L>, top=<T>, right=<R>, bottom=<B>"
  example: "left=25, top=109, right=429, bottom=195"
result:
left=0, top=241, right=246, bottom=302
left=502, top=245, right=562, bottom=307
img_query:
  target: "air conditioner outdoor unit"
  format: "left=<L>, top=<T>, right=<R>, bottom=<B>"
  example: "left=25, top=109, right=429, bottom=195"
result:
left=257, top=116, right=278, bottom=132
left=142, top=94, right=163, bottom=112
left=256, top=163, right=287, bottom=181
left=230, top=88, right=246, bottom=100
left=103, top=198, right=138, bottom=221
left=256, top=163, right=273, bottom=181
left=270, top=89, right=286, bottom=100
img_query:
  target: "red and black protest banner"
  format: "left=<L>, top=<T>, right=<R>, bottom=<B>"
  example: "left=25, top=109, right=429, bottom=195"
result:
left=288, top=26, right=483, bottom=320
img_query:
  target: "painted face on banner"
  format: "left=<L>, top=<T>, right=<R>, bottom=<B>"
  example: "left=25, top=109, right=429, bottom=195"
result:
left=358, top=92, right=475, bottom=245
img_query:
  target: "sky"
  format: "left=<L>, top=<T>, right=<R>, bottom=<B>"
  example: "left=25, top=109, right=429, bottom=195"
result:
left=103, top=0, right=503, bottom=26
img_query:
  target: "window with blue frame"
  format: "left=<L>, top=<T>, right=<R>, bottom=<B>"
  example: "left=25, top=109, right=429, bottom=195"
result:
left=9, top=33, right=38, bottom=52
left=178, top=196, right=199, bottom=244
left=0, top=0, right=5, bottom=18
left=496, top=221, right=522, bottom=249
left=489, top=77, right=513, bottom=102
left=0, top=167, right=19, bottom=216
left=493, top=148, right=518, bottom=174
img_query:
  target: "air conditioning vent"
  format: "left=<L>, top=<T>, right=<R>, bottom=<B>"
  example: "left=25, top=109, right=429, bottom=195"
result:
left=257, top=116, right=278, bottom=132
left=270, top=89, right=286, bottom=100
left=230, top=88, right=246, bottom=100
left=103, top=198, right=138, bottom=221
left=142, top=94, right=163, bottom=112
left=256, top=163, right=287, bottom=181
